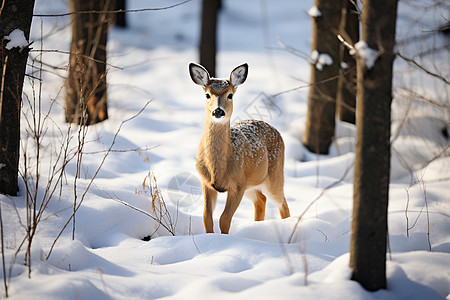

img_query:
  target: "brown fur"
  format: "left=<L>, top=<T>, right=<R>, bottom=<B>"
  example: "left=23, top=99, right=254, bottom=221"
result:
left=190, top=63, right=290, bottom=233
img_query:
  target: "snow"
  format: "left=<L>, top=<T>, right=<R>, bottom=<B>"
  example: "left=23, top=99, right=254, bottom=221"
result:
left=310, top=50, right=333, bottom=71
left=0, top=0, right=449, bottom=299
left=4, top=29, right=29, bottom=50
left=308, top=6, right=322, bottom=18
left=352, top=41, right=378, bottom=69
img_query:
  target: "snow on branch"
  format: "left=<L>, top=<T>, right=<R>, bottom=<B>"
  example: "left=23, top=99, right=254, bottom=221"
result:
left=338, top=35, right=379, bottom=70
left=310, top=50, right=333, bottom=71
left=308, top=6, right=322, bottom=18
left=351, top=41, right=378, bottom=69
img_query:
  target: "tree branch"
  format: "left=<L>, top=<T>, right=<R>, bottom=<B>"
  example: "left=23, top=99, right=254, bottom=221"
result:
left=33, top=0, right=191, bottom=17
left=396, top=52, right=450, bottom=85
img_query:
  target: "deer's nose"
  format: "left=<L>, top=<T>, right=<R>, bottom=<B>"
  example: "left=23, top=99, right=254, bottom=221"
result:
left=212, top=107, right=225, bottom=119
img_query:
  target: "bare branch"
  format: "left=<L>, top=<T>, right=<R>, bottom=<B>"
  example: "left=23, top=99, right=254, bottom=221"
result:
left=276, top=36, right=310, bottom=62
left=46, top=100, right=152, bottom=259
left=83, top=145, right=159, bottom=155
left=33, top=0, right=192, bottom=17
left=396, top=52, right=450, bottom=85
left=270, top=68, right=354, bottom=98
left=288, top=162, right=354, bottom=243
left=337, top=34, right=355, bottom=51
left=30, top=49, right=123, bottom=70
left=0, top=55, right=7, bottom=125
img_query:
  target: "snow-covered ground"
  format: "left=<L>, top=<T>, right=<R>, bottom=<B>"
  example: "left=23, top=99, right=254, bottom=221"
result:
left=1, top=0, right=449, bottom=299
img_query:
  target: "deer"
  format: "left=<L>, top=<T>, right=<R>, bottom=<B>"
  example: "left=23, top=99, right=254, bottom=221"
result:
left=189, top=62, right=291, bottom=234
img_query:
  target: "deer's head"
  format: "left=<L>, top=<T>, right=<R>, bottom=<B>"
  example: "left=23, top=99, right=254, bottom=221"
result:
left=189, top=63, right=248, bottom=123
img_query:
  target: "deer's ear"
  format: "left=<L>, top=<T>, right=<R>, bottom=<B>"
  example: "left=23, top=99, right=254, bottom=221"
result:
left=189, top=63, right=210, bottom=87
left=230, top=63, right=248, bottom=87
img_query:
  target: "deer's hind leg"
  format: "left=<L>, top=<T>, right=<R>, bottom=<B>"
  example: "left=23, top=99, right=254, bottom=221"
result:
left=277, top=196, right=290, bottom=219
left=270, top=188, right=290, bottom=219
left=245, top=189, right=267, bottom=221
left=254, top=191, right=267, bottom=221
left=265, top=180, right=290, bottom=219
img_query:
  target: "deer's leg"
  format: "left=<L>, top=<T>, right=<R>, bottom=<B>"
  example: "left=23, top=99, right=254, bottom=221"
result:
left=219, top=187, right=245, bottom=234
left=253, top=191, right=267, bottom=221
left=203, top=183, right=218, bottom=233
left=278, top=197, right=290, bottom=219
left=268, top=188, right=290, bottom=219
left=266, top=176, right=290, bottom=219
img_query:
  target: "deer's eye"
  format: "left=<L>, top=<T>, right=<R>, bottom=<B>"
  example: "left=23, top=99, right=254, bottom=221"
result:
left=227, top=94, right=233, bottom=99
left=205, top=93, right=210, bottom=99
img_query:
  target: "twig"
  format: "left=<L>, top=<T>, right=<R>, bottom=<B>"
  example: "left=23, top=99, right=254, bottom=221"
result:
left=46, top=100, right=152, bottom=259
left=337, top=34, right=355, bottom=51
left=94, top=181, right=176, bottom=237
left=83, top=146, right=158, bottom=155
left=396, top=52, right=450, bottom=85
left=107, top=196, right=175, bottom=236
left=349, top=0, right=361, bottom=16
left=405, top=188, right=410, bottom=237
left=0, top=0, right=5, bottom=16
left=288, top=162, right=354, bottom=244
left=316, top=229, right=329, bottom=242
left=0, top=55, right=7, bottom=125
left=395, top=87, right=449, bottom=109
left=33, top=0, right=191, bottom=17
left=188, top=216, right=201, bottom=254
left=0, top=202, right=8, bottom=298
left=270, top=68, right=354, bottom=99
left=276, top=36, right=310, bottom=62
left=30, top=49, right=123, bottom=70
left=423, top=181, right=432, bottom=251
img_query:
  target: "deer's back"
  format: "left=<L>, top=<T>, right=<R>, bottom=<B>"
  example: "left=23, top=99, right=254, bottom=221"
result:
left=231, top=120, right=284, bottom=168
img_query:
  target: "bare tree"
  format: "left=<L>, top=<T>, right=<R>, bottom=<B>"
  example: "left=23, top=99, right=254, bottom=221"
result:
left=350, top=0, right=398, bottom=291
left=336, top=0, right=358, bottom=124
left=199, top=0, right=221, bottom=77
left=65, top=0, right=113, bottom=125
left=303, top=0, right=342, bottom=154
left=0, top=0, right=35, bottom=196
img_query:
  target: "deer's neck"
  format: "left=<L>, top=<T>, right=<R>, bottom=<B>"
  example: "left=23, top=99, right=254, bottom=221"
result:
left=202, top=120, right=232, bottom=183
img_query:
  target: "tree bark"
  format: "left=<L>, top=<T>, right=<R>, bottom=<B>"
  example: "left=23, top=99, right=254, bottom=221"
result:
left=350, top=0, right=398, bottom=291
left=303, top=0, right=342, bottom=154
left=114, top=0, right=126, bottom=28
left=0, top=0, right=35, bottom=196
left=65, top=0, right=112, bottom=125
left=199, top=0, right=221, bottom=77
left=336, top=0, right=358, bottom=124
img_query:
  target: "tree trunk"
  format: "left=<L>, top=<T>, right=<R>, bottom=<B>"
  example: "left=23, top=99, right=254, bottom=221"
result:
left=350, top=0, right=398, bottom=291
left=65, top=0, right=112, bottom=125
left=0, top=0, right=35, bottom=196
left=336, top=0, right=358, bottom=124
left=199, top=0, right=221, bottom=77
left=303, top=0, right=342, bottom=154
left=114, top=0, right=126, bottom=28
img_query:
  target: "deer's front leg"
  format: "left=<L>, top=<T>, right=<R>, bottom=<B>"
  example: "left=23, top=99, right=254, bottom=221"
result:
left=219, top=186, right=245, bottom=234
left=202, top=183, right=218, bottom=233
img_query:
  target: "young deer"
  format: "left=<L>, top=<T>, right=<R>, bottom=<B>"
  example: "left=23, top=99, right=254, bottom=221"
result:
left=189, top=62, right=290, bottom=234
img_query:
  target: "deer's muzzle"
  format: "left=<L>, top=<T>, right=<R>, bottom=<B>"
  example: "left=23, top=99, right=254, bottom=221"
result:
left=212, top=107, right=226, bottom=119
